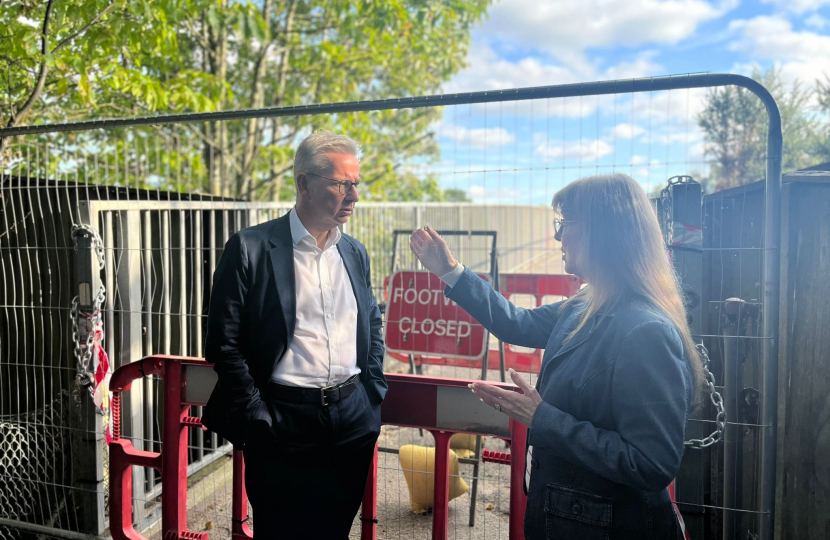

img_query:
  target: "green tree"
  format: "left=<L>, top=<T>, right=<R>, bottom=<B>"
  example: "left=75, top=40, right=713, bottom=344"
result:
left=0, top=0, right=490, bottom=202
left=0, top=1, right=215, bottom=127
left=439, top=187, right=470, bottom=202
left=698, top=68, right=823, bottom=192
left=812, top=75, right=830, bottom=165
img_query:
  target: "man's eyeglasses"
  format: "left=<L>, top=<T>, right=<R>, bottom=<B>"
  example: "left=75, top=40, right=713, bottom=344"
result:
left=305, top=172, right=361, bottom=195
left=553, top=218, right=575, bottom=240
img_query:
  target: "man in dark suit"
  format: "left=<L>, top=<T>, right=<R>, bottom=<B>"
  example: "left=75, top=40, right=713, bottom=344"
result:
left=202, top=131, right=387, bottom=539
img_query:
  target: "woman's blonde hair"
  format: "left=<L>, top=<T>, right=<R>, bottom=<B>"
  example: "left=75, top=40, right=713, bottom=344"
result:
left=552, top=173, right=703, bottom=398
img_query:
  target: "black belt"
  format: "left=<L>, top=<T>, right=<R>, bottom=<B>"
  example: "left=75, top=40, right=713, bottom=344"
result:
left=263, top=375, right=359, bottom=406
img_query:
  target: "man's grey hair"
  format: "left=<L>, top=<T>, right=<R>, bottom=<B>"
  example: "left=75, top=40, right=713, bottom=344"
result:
left=293, top=131, right=360, bottom=179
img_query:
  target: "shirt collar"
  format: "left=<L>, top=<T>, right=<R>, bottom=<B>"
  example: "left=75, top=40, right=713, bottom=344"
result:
left=289, top=207, right=341, bottom=249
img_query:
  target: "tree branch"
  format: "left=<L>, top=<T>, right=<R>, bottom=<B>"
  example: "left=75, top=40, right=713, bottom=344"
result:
left=7, top=0, right=55, bottom=128
left=51, top=2, right=116, bottom=55
left=363, top=133, right=432, bottom=186
left=249, top=161, right=293, bottom=194
left=181, top=18, right=213, bottom=51
left=0, top=55, right=37, bottom=72
left=271, top=0, right=300, bottom=108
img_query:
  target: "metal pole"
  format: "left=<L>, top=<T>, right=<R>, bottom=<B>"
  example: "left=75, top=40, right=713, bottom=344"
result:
left=73, top=201, right=106, bottom=534
left=142, top=211, right=155, bottom=490
left=0, top=517, right=110, bottom=540
left=115, top=209, right=146, bottom=527
left=208, top=210, right=219, bottom=449
left=721, top=302, right=741, bottom=540
left=758, top=81, right=783, bottom=540
left=468, top=435, right=482, bottom=526
left=0, top=74, right=783, bottom=138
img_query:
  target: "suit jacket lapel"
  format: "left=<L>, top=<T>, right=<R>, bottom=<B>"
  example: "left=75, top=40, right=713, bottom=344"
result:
left=269, top=213, right=296, bottom=345
left=337, top=240, right=368, bottom=371
left=536, top=311, right=597, bottom=388
left=549, top=317, right=596, bottom=360
left=538, top=306, right=619, bottom=388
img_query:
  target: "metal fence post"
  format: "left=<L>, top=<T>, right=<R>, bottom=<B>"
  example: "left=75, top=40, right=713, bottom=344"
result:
left=72, top=201, right=106, bottom=534
left=759, top=85, right=783, bottom=540
left=721, top=304, right=741, bottom=540
left=115, top=209, right=146, bottom=527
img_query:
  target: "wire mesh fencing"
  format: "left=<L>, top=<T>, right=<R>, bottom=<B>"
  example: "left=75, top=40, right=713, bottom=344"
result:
left=0, top=74, right=781, bottom=540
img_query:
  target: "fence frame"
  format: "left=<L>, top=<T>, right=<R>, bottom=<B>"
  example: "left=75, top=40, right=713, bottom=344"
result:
left=0, top=73, right=783, bottom=540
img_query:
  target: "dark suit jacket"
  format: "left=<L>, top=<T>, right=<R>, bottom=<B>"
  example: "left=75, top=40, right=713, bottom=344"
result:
left=446, top=267, right=691, bottom=539
left=202, top=212, right=388, bottom=448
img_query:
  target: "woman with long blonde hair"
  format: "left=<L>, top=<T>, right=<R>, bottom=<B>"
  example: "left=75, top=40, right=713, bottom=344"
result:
left=411, top=173, right=701, bottom=539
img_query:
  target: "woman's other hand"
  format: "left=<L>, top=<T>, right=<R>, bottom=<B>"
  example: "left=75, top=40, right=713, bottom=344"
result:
left=470, top=368, right=543, bottom=427
left=410, top=225, right=459, bottom=276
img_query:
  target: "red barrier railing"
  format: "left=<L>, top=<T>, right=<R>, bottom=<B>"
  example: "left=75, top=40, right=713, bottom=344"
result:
left=109, top=355, right=528, bottom=540
left=386, top=273, right=582, bottom=374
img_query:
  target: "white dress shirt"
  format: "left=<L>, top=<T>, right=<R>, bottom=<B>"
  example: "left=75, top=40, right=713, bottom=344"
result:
left=439, top=262, right=533, bottom=490
left=439, top=263, right=465, bottom=287
left=270, top=209, right=360, bottom=388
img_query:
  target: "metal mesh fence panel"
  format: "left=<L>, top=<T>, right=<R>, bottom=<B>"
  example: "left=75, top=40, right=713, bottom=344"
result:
left=0, top=74, right=781, bottom=540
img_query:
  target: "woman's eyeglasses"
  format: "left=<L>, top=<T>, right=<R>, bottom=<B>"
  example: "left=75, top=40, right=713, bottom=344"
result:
left=553, top=218, right=575, bottom=240
left=554, top=218, right=575, bottom=234
left=305, top=172, right=361, bottom=195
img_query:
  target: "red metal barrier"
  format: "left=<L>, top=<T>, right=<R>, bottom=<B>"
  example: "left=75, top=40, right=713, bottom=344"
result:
left=109, top=356, right=529, bottom=540
left=109, top=355, right=211, bottom=540
left=109, top=355, right=687, bottom=539
left=387, top=273, right=583, bottom=374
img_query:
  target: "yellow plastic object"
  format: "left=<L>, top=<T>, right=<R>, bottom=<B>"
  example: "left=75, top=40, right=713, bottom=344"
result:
left=399, top=445, right=469, bottom=514
left=450, top=433, right=482, bottom=459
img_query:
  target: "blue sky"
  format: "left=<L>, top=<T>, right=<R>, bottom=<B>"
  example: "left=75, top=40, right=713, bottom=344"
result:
left=426, top=0, right=830, bottom=204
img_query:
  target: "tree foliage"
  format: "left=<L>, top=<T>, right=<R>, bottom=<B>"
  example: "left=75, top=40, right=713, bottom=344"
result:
left=0, top=0, right=490, bottom=201
left=698, top=68, right=830, bottom=192
left=813, top=74, right=830, bottom=166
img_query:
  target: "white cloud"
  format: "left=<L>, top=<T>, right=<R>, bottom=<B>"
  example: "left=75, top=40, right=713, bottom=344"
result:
left=479, top=0, right=728, bottom=65
left=599, top=52, right=668, bottom=82
left=805, top=14, right=828, bottom=30
left=729, top=16, right=830, bottom=84
left=445, top=43, right=663, bottom=118
left=634, top=167, right=652, bottom=178
left=446, top=51, right=709, bottom=129
left=466, top=184, right=526, bottom=203
left=611, top=123, right=646, bottom=139
left=652, top=130, right=704, bottom=145
left=690, top=141, right=708, bottom=162
left=759, top=0, right=830, bottom=14
left=445, top=43, right=583, bottom=95
left=536, top=139, right=615, bottom=162
left=445, top=42, right=662, bottom=94
left=617, top=87, right=709, bottom=123
left=439, top=125, right=515, bottom=148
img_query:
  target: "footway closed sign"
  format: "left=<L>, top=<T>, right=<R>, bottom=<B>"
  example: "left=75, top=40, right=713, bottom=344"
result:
left=384, top=270, right=491, bottom=359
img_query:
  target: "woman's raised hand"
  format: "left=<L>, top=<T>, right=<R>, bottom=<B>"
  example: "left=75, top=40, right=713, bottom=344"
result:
left=410, top=225, right=459, bottom=277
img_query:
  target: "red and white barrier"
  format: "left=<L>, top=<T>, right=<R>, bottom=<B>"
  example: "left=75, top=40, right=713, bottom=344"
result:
left=108, top=356, right=528, bottom=540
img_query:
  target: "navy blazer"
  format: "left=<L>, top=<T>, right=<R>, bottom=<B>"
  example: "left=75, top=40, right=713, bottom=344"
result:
left=202, top=212, right=388, bottom=448
left=446, top=268, right=692, bottom=539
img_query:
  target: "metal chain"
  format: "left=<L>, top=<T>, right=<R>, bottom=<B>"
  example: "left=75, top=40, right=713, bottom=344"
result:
left=685, top=342, right=726, bottom=449
left=70, top=287, right=107, bottom=389
left=69, top=223, right=106, bottom=391
left=658, top=176, right=723, bottom=449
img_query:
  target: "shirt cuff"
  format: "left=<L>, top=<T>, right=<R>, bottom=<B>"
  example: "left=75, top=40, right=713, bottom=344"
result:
left=439, top=264, right=465, bottom=288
